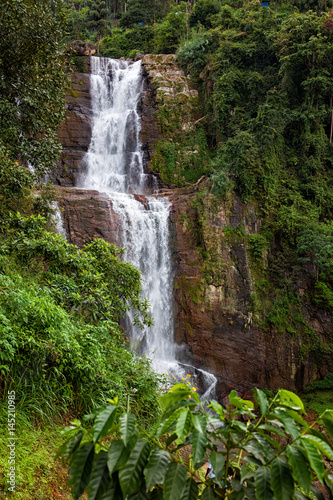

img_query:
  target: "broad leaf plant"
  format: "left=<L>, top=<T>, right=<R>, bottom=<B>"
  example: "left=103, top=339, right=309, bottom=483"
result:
left=58, top=382, right=333, bottom=499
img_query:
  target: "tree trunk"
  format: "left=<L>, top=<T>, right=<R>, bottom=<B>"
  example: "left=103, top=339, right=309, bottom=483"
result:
left=292, top=0, right=294, bottom=13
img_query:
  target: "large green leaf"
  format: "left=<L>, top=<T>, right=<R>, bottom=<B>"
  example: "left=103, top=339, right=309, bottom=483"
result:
left=176, top=409, right=192, bottom=440
left=161, top=399, right=198, bottom=420
left=287, top=445, right=311, bottom=493
left=302, top=435, right=333, bottom=461
left=255, top=466, right=273, bottom=500
left=229, top=390, right=254, bottom=410
left=301, top=438, right=325, bottom=481
left=163, top=462, right=187, bottom=500
left=119, top=413, right=136, bottom=446
left=258, top=423, right=285, bottom=438
left=56, top=432, right=83, bottom=464
left=210, top=451, right=225, bottom=479
left=192, top=414, right=207, bottom=434
left=119, top=439, right=150, bottom=496
left=181, top=478, right=199, bottom=500
left=156, top=408, right=182, bottom=436
left=201, top=486, right=219, bottom=499
left=107, top=440, right=131, bottom=474
left=208, top=400, right=225, bottom=419
left=192, top=428, right=208, bottom=466
left=68, top=443, right=95, bottom=500
left=160, top=384, right=199, bottom=412
left=270, top=457, right=294, bottom=500
left=254, top=388, right=269, bottom=416
left=93, top=404, right=117, bottom=443
left=243, top=440, right=266, bottom=463
left=270, top=409, right=300, bottom=440
left=143, top=449, right=170, bottom=490
left=252, top=432, right=274, bottom=459
left=86, top=451, right=112, bottom=500
left=278, top=390, right=304, bottom=412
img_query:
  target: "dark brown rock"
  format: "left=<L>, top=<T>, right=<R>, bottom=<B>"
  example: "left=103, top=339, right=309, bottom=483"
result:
left=70, top=40, right=96, bottom=56
left=52, top=65, right=92, bottom=186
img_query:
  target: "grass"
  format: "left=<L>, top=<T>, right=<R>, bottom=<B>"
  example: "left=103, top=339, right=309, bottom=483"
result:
left=0, top=419, right=73, bottom=499
left=302, top=391, right=333, bottom=417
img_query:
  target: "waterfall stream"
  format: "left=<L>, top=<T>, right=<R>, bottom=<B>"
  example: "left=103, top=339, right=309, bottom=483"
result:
left=79, top=56, right=217, bottom=398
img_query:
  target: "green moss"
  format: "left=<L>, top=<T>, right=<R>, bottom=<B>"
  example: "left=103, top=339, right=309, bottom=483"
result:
left=68, top=89, right=79, bottom=98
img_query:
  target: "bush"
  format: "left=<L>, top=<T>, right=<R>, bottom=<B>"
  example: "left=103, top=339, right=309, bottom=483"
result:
left=59, top=384, right=333, bottom=499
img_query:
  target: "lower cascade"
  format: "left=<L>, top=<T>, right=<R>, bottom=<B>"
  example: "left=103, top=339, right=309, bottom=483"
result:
left=77, top=56, right=216, bottom=397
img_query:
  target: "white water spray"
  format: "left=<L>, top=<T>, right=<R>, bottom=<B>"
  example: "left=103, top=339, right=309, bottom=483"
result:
left=80, top=56, right=216, bottom=398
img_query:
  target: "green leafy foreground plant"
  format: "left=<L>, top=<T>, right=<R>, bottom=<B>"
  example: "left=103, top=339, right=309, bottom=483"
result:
left=58, top=383, right=333, bottom=499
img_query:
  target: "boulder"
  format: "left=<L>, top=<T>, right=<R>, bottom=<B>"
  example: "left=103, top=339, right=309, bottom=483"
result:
left=70, top=40, right=96, bottom=56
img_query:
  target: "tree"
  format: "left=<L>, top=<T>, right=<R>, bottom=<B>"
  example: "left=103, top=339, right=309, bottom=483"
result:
left=87, top=0, right=109, bottom=54
left=0, top=0, right=69, bottom=180
left=190, top=0, right=221, bottom=29
left=59, top=382, right=333, bottom=499
left=120, top=0, right=171, bottom=26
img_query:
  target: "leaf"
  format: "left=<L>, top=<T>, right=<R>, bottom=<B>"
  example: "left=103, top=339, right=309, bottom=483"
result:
left=301, top=437, right=325, bottom=481
left=321, top=413, right=333, bottom=440
left=271, top=409, right=300, bottom=440
left=240, top=464, right=255, bottom=483
left=107, top=440, right=131, bottom=474
left=144, top=450, right=170, bottom=490
left=302, top=435, right=333, bottom=460
left=56, top=432, right=83, bottom=464
left=229, top=390, right=254, bottom=410
left=176, top=409, right=192, bottom=440
left=210, top=451, right=225, bottom=479
left=118, top=439, right=150, bottom=496
left=156, top=409, right=182, bottom=436
left=119, top=413, right=136, bottom=446
left=162, top=399, right=197, bottom=420
left=181, top=478, right=199, bottom=500
left=192, top=428, right=208, bottom=466
left=68, top=443, right=95, bottom=500
left=243, top=440, right=266, bottom=463
left=255, top=466, right=273, bottom=500
left=254, top=388, right=269, bottom=416
left=163, top=462, right=187, bottom=500
left=258, top=423, right=285, bottom=438
left=278, top=390, right=304, bottom=412
left=270, top=457, right=294, bottom=500
left=201, top=486, right=219, bottom=499
left=252, top=432, right=274, bottom=459
left=86, top=451, right=111, bottom=500
left=93, top=404, right=117, bottom=443
left=192, top=414, right=207, bottom=434
left=160, top=385, right=199, bottom=412
left=207, top=400, right=225, bottom=419
left=166, top=433, right=178, bottom=447
left=287, top=445, right=311, bottom=494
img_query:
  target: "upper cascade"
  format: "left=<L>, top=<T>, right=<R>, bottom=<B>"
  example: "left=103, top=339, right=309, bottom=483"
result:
left=79, top=57, right=156, bottom=194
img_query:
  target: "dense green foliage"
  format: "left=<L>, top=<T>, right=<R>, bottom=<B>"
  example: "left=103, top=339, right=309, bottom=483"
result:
left=0, top=0, right=69, bottom=180
left=0, top=0, right=162, bottom=425
left=174, top=3, right=333, bottom=356
left=60, top=383, right=333, bottom=499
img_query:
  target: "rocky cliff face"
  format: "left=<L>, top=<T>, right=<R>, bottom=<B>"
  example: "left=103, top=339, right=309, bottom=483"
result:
left=51, top=56, right=93, bottom=187
left=56, top=52, right=332, bottom=399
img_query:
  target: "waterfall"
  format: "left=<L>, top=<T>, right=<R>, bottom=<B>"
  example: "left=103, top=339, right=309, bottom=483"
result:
left=80, top=56, right=217, bottom=397
left=52, top=202, right=67, bottom=239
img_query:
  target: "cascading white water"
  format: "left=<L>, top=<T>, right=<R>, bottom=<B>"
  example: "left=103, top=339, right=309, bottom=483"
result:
left=52, top=202, right=67, bottom=239
left=80, top=56, right=217, bottom=397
